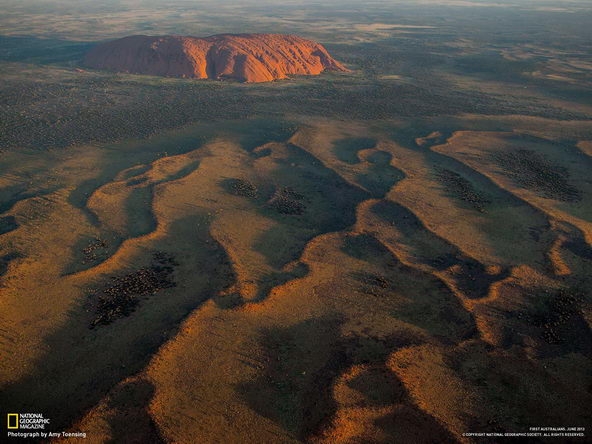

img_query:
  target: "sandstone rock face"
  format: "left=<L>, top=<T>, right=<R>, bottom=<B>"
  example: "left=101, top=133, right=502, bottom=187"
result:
left=84, top=34, right=348, bottom=82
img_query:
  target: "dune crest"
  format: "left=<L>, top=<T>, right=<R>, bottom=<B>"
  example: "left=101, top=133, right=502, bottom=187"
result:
left=84, top=34, right=349, bottom=82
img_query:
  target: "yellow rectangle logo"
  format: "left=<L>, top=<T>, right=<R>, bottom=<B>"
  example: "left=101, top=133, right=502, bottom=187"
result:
left=7, top=413, right=19, bottom=429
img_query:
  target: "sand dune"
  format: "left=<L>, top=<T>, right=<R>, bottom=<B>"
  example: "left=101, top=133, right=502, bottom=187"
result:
left=0, top=118, right=591, bottom=443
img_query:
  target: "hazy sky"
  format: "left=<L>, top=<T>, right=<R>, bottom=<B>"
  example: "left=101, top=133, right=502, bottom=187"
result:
left=1, top=0, right=590, bottom=42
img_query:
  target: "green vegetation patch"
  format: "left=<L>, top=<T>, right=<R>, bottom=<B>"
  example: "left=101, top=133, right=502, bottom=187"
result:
left=267, top=187, right=306, bottom=215
left=493, top=149, right=582, bottom=202
left=435, top=167, right=490, bottom=212
left=89, top=252, right=177, bottom=328
left=222, top=178, right=259, bottom=198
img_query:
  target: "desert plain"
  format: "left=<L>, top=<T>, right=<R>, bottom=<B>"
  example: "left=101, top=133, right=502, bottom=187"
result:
left=0, top=1, right=591, bottom=443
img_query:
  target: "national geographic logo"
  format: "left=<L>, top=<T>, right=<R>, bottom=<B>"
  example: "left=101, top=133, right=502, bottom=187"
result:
left=6, top=413, right=87, bottom=440
left=6, top=413, right=50, bottom=430
left=7, top=414, right=18, bottom=429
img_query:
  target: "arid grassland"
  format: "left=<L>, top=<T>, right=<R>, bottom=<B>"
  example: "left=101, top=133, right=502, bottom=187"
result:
left=1, top=1, right=591, bottom=443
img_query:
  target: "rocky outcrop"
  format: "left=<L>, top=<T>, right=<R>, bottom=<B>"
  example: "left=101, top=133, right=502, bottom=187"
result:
left=84, top=34, right=348, bottom=82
